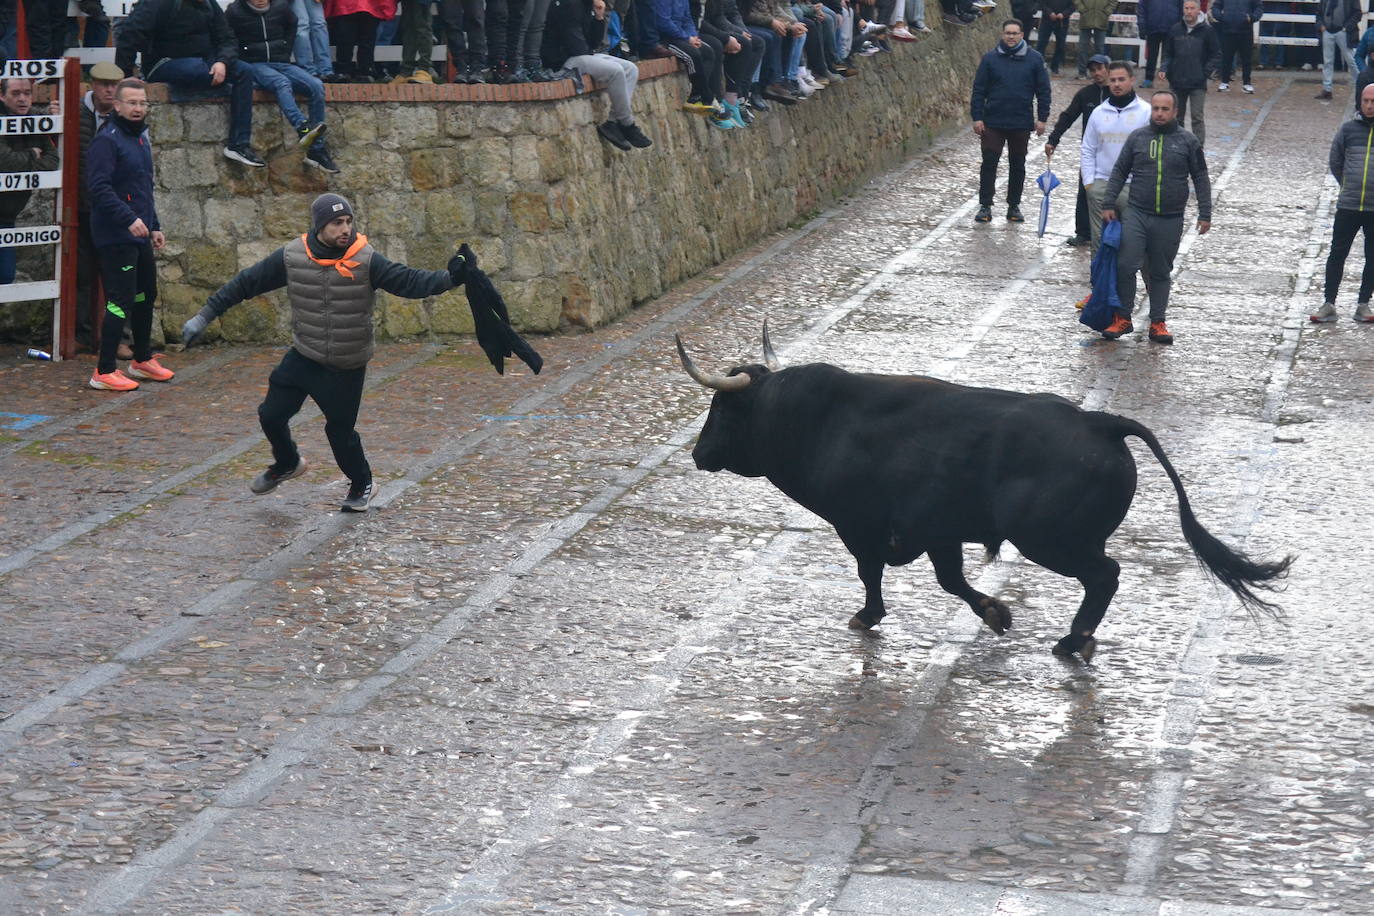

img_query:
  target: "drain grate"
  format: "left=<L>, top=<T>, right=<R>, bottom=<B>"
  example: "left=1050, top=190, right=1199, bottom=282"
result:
left=1234, top=654, right=1285, bottom=666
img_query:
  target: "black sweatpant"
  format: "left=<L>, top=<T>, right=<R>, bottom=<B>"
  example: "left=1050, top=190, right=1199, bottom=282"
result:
left=668, top=36, right=722, bottom=102
left=978, top=126, right=1031, bottom=208
left=329, top=12, right=381, bottom=76
left=723, top=36, right=764, bottom=95
left=258, top=348, right=371, bottom=486
left=439, top=0, right=486, bottom=70
left=1323, top=208, right=1374, bottom=304
left=96, top=242, right=157, bottom=373
left=1219, top=30, right=1253, bottom=84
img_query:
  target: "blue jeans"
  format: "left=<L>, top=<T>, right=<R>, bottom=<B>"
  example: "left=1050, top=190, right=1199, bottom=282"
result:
left=248, top=62, right=326, bottom=140
left=146, top=57, right=254, bottom=148
left=0, top=219, right=15, bottom=285
left=293, top=0, right=335, bottom=76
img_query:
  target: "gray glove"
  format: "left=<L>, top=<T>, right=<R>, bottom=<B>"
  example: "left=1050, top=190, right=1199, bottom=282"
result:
left=181, top=313, right=209, bottom=347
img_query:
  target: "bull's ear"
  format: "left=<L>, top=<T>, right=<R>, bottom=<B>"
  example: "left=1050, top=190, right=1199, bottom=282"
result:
left=761, top=320, right=782, bottom=372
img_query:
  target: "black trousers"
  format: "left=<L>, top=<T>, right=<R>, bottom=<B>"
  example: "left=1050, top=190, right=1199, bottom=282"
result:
left=1037, top=18, right=1068, bottom=73
left=723, top=35, right=764, bottom=95
left=259, top=348, right=371, bottom=486
left=1143, top=30, right=1167, bottom=80
left=1219, top=30, right=1253, bottom=83
left=1324, top=208, right=1374, bottom=304
left=22, top=0, right=68, bottom=59
left=439, top=0, right=486, bottom=69
left=96, top=242, right=157, bottom=373
left=979, top=126, right=1030, bottom=207
left=668, top=36, right=722, bottom=102
left=1074, top=172, right=1090, bottom=240
left=329, top=13, right=380, bottom=76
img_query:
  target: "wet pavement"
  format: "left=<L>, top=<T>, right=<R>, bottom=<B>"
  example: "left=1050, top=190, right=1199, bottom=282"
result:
left=2, top=73, right=1371, bottom=914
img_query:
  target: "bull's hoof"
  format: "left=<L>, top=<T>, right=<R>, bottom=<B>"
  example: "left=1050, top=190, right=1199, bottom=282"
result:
left=847, top=612, right=884, bottom=630
left=978, top=597, right=1012, bottom=635
left=1052, top=633, right=1097, bottom=663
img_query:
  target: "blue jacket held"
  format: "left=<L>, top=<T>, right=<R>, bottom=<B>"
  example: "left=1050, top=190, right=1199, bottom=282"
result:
left=1081, top=219, right=1122, bottom=331
left=86, top=114, right=159, bottom=249
left=970, top=41, right=1052, bottom=130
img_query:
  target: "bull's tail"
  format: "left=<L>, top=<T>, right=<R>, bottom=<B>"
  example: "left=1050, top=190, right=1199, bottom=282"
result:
left=1111, top=416, right=1294, bottom=615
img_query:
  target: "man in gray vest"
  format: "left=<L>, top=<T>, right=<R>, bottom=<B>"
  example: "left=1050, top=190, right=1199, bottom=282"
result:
left=180, top=193, right=465, bottom=512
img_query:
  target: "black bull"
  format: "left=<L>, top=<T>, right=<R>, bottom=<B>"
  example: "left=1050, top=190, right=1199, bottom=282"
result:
left=676, top=334, right=1292, bottom=662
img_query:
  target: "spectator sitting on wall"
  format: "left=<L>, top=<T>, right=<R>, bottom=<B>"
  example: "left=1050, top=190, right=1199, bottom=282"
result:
left=0, top=78, right=59, bottom=287
left=115, top=0, right=265, bottom=167
left=743, top=0, right=812, bottom=98
left=699, top=0, right=767, bottom=126
left=225, top=0, right=342, bottom=173
left=544, top=0, right=654, bottom=149
left=653, top=0, right=738, bottom=128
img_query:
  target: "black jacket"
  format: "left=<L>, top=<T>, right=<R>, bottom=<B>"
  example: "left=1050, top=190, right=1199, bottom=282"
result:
left=0, top=102, right=59, bottom=223
left=696, top=0, right=751, bottom=43
left=1160, top=18, right=1220, bottom=90
left=542, top=0, right=606, bottom=64
left=225, top=0, right=298, bottom=64
left=1047, top=81, right=1110, bottom=145
left=115, top=0, right=237, bottom=76
left=1039, top=0, right=1074, bottom=17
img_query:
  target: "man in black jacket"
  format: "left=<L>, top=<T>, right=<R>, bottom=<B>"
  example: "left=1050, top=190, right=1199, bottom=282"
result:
left=225, top=0, right=340, bottom=173
left=115, top=0, right=263, bottom=167
left=1158, top=0, right=1219, bottom=144
left=544, top=0, right=653, bottom=149
left=1044, top=52, right=1109, bottom=246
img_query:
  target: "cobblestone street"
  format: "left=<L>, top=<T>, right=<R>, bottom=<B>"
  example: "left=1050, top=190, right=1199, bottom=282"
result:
left=1, top=71, right=1371, bottom=914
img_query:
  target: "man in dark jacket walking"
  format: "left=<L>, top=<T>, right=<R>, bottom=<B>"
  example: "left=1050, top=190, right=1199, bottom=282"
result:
left=180, top=194, right=465, bottom=511
left=1316, top=0, right=1360, bottom=100
left=1159, top=0, right=1219, bottom=143
left=115, top=0, right=263, bottom=166
left=1045, top=52, right=1110, bottom=246
left=225, top=0, right=340, bottom=173
left=970, top=19, right=1052, bottom=223
left=1313, top=83, right=1374, bottom=323
left=86, top=79, right=175, bottom=391
left=1099, top=90, right=1212, bottom=344
left=1209, top=0, right=1260, bottom=92
left=1134, top=0, right=1181, bottom=86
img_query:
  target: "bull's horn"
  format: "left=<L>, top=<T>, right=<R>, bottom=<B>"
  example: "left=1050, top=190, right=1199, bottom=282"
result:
left=761, top=320, right=781, bottom=372
left=675, top=334, right=752, bottom=392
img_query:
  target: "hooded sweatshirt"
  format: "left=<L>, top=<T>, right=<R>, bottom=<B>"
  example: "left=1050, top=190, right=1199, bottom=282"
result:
left=1330, top=114, right=1374, bottom=212
left=1102, top=118, right=1212, bottom=220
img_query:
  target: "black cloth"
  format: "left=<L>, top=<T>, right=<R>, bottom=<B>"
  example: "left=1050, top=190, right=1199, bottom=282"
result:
left=329, top=12, right=380, bottom=75
left=23, top=0, right=68, bottom=59
left=1160, top=19, right=1220, bottom=90
left=457, top=243, right=544, bottom=375
left=225, top=0, right=299, bottom=63
left=1219, top=28, right=1253, bottom=83
left=259, top=347, right=371, bottom=485
left=542, top=0, right=606, bottom=62
left=116, top=0, right=238, bottom=75
left=1324, top=208, right=1374, bottom=304
left=97, top=242, right=158, bottom=373
left=979, top=126, right=1031, bottom=207
left=1046, top=81, right=1109, bottom=145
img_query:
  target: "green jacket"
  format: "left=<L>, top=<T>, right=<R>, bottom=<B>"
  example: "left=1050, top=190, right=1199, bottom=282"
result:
left=1074, top=0, right=1117, bottom=30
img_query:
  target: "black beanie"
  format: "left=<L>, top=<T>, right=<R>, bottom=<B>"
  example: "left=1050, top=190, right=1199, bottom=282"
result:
left=311, top=193, right=354, bottom=235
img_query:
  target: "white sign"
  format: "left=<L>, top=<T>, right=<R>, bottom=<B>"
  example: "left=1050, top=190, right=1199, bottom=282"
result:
left=0, top=226, right=62, bottom=248
left=0, top=116, right=60, bottom=136
left=1, top=59, right=64, bottom=80
left=0, top=171, right=63, bottom=191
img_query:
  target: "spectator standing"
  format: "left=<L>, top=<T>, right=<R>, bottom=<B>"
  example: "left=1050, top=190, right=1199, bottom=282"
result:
left=1135, top=0, right=1181, bottom=86
left=1045, top=52, right=1111, bottom=246
left=1159, top=0, right=1219, bottom=143
left=180, top=194, right=466, bottom=511
left=1080, top=60, right=1149, bottom=250
left=326, top=0, right=396, bottom=82
left=74, top=62, right=126, bottom=352
left=1037, top=0, right=1072, bottom=75
left=1099, top=89, right=1211, bottom=343
left=512, top=0, right=557, bottom=79
left=0, top=78, right=58, bottom=287
left=438, top=0, right=487, bottom=82
left=293, top=0, right=340, bottom=81
left=544, top=0, right=653, bottom=148
left=1210, top=0, right=1260, bottom=91
left=1315, top=0, right=1359, bottom=100
left=1313, top=83, right=1374, bottom=323
left=70, top=0, right=111, bottom=54
left=115, top=0, right=264, bottom=166
left=970, top=19, right=1051, bottom=224
left=22, top=0, right=67, bottom=58
left=1073, top=0, right=1115, bottom=77
left=394, top=0, right=438, bottom=82
left=86, top=79, right=175, bottom=392
left=225, top=0, right=341, bottom=173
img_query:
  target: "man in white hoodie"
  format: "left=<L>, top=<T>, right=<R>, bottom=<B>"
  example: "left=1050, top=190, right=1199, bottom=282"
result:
left=1080, top=60, right=1151, bottom=253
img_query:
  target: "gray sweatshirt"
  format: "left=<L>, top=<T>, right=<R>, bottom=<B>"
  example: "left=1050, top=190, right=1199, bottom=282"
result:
left=1102, top=119, right=1212, bottom=221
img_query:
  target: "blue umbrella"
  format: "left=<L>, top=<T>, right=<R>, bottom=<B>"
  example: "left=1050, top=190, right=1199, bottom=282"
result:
left=1035, top=168, right=1061, bottom=238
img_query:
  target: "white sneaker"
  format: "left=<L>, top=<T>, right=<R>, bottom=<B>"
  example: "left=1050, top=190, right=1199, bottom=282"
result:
left=1217, top=82, right=1229, bottom=91
left=891, top=26, right=916, bottom=39
left=791, top=75, right=815, bottom=96
left=1242, top=84, right=1255, bottom=93
left=914, top=22, right=932, bottom=32
left=858, top=41, right=881, bottom=55
left=799, top=67, right=824, bottom=90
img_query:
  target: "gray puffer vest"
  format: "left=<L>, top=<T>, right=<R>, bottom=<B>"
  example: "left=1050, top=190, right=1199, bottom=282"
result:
left=284, top=234, right=376, bottom=370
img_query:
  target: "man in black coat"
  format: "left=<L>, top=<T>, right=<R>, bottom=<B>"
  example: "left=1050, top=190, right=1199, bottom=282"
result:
left=1159, top=0, right=1220, bottom=144
left=1044, top=53, right=1109, bottom=245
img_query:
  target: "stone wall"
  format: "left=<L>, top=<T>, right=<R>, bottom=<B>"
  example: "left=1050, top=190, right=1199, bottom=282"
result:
left=6, top=17, right=999, bottom=345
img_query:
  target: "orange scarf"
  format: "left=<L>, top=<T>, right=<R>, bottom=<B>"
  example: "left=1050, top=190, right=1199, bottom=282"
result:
left=302, top=232, right=368, bottom=279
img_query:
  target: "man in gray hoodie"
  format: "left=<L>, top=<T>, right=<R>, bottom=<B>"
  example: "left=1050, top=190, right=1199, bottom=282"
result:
left=1100, top=89, right=1211, bottom=344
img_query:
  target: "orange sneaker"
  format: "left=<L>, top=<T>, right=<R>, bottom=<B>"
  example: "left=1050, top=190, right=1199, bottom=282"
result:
left=1148, top=321, right=1174, bottom=344
left=89, top=369, right=139, bottom=391
left=1101, top=315, right=1134, bottom=339
left=128, top=357, right=174, bottom=381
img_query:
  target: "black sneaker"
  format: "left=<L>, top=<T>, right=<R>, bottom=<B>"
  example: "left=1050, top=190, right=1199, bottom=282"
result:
left=304, top=145, right=341, bottom=173
left=341, top=479, right=373, bottom=512
left=296, top=121, right=326, bottom=147
left=223, top=145, right=266, bottom=167
left=597, top=120, right=632, bottom=151
left=1065, top=235, right=1089, bottom=247
left=763, top=83, right=799, bottom=105
left=620, top=122, right=653, bottom=148
left=1006, top=205, right=1025, bottom=222
left=974, top=205, right=993, bottom=223
left=250, top=459, right=308, bottom=494
left=748, top=90, right=771, bottom=111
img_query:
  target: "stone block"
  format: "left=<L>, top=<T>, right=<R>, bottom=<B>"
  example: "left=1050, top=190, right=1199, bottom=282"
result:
left=535, top=138, right=568, bottom=182
left=380, top=105, right=440, bottom=150
left=508, top=191, right=551, bottom=233
left=474, top=189, right=509, bottom=236
left=157, top=198, right=204, bottom=244
left=502, top=275, right=560, bottom=332
left=508, top=234, right=548, bottom=280
left=341, top=147, right=409, bottom=190
left=262, top=194, right=317, bottom=239
left=475, top=104, right=520, bottom=136
left=429, top=288, right=475, bottom=334
left=466, top=137, right=513, bottom=188
left=377, top=292, right=426, bottom=337
left=442, top=105, right=475, bottom=138
left=409, top=148, right=462, bottom=191
left=358, top=191, right=424, bottom=237
left=203, top=197, right=264, bottom=244
left=558, top=275, right=593, bottom=329
left=266, top=152, right=332, bottom=193
left=218, top=295, right=283, bottom=342
left=511, top=136, right=541, bottom=184
left=184, top=241, right=240, bottom=286
left=423, top=189, right=477, bottom=237
left=182, top=105, right=230, bottom=142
